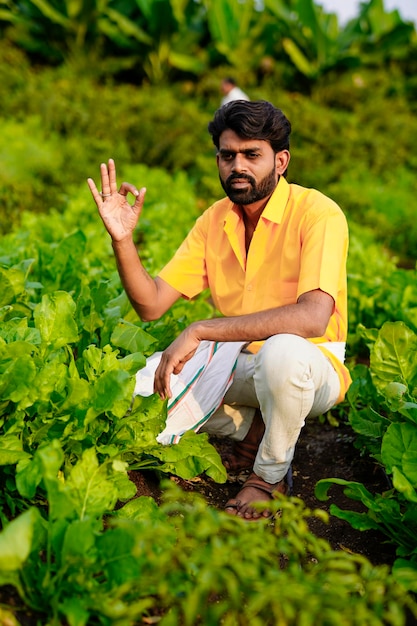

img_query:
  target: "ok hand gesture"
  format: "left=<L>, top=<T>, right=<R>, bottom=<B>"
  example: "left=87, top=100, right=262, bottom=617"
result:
left=87, top=159, right=146, bottom=242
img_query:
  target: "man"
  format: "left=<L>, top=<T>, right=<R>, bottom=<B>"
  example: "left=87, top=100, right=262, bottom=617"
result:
left=220, top=77, right=250, bottom=106
left=87, top=100, right=351, bottom=520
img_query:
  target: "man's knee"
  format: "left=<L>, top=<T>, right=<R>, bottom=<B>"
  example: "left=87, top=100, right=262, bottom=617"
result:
left=255, top=334, right=315, bottom=389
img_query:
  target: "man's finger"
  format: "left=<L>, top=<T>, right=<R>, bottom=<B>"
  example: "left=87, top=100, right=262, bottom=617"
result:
left=87, top=178, right=101, bottom=204
left=108, top=158, right=118, bottom=194
left=119, top=181, right=142, bottom=199
left=172, top=349, right=197, bottom=374
left=100, top=162, right=111, bottom=196
left=154, top=362, right=171, bottom=400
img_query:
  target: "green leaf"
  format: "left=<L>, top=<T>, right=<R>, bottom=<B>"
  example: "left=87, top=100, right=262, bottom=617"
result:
left=105, top=7, right=153, bottom=45
left=35, top=442, right=76, bottom=521
left=94, top=525, right=142, bottom=587
left=328, top=504, right=381, bottom=531
left=398, top=402, right=417, bottom=426
left=0, top=354, right=37, bottom=404
left=114, top=495, right=162, bottom=521
left=59, top=376, right=91, bottom=413
left=66, top=449, right=123, bottom=519
left=58, top=598, right=90, bottom=626
left=82, top=345, right=110, bottom=381
left=371, top=322, right=417, bottom=392
left=0, top=508, right=40, bottom=571
left=51, top=230, right=87, bottom=288
left=111, top=320, right=157, bottom=354
left=29, top=0, right=70, bottom=26
left=282, top=37, right=315, bottom=78
left=110, top=461, right=137, bottom=501
left=0, top=318, right=41, bottom=345
left=381, top=422, right=417, bottom=483
left=391, top=467, right=417, bottom=503
left=34, top=291, right=79, bottom=349
left=31, top=361, right=68, bottom=406
left=114, top=393, right=167, bottom=448
left=87, top=369, right=134, bottom=421
left=169, top=50, right=206, bottom=74
left=118, top=352, right=146, bottom=375
left=151, top=431, right=227, bottom=483
left=392, top=558, right=417, bottom=592
left=0, top=435, right=31, bottom=466
left=61, top=517, right=97, bottom=559
left=16, top=456, right=43, bottom=499
left=315, top=478, right=377, bottom=508
left=349, top=405, right=390, bottom=440
left=0, top=267, right=26, bottom=306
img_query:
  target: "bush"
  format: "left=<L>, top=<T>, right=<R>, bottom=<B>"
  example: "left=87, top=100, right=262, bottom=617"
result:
left=1, top=43, right=416, bottom=259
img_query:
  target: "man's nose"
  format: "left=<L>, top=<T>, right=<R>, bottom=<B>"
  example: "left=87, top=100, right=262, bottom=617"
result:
left=231, top=153, right=246, bottom=171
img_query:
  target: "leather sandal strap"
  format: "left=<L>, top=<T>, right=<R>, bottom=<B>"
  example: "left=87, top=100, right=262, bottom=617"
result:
left=243, top=472, right=287, bottom=495
left=224, top=499, right=241, bottom=511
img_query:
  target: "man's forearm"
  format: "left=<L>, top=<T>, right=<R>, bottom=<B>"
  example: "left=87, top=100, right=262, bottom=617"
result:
left=112, top=237, right=159, bottom=319
left=151, top=291, right=334, bottom=399
left=190, top=291, right=334, bottom=342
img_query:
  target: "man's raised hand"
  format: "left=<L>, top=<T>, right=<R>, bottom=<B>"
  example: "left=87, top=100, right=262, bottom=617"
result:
left=87, top=158, right=146, bottom=242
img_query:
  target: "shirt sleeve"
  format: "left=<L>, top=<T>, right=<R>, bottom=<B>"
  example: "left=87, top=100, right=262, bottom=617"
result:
left=297, top=198, right=349, bottom=301
left=158, top=212, right=209, bottom=298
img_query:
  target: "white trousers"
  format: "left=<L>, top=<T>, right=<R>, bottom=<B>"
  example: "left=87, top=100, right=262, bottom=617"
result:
left=200, top=334, right=341, bottom=483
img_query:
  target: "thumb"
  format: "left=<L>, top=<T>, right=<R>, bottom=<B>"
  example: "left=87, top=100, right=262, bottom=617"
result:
left=172, top=349, right=197, bottom=374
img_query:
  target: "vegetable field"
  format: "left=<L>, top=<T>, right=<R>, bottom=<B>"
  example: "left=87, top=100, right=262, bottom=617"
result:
left=1, top=0, right=417, bottom=623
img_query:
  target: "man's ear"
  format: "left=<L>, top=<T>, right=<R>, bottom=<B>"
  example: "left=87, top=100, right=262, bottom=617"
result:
left=276, top=150, right=290, bottom=175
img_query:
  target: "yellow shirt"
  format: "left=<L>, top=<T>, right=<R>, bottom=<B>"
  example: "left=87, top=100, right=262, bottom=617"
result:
left=158, top=177, right=351, bottom=401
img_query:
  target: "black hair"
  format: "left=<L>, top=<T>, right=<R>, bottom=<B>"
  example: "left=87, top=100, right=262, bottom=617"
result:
left=208, top=100, right=291, bottom=153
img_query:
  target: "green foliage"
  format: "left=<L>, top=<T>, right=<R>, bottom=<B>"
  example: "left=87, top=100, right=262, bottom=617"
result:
left=346, top=222, right=417, bottom=357
left=1, top=0, right=416, bottom=88
left=1, top=48, right=416, bottom=263
left=1, top=3, right=417, bottom=619
left=340, top=170, right=417, bottom=264
left=0, top=164, right=226, bottom=528
left=3, top=0, right=208, bottom=80
left=317, top=321, right=417, bottom=588
left=0, top=116, right=67, bottom=233
left=0, top=474, right=416, bottom=625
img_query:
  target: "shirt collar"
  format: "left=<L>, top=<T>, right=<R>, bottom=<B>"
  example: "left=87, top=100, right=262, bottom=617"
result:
left=261, top=176, right=290, bottom=224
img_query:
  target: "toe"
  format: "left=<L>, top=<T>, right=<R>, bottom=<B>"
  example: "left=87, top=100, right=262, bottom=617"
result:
left=224, top=499, right=241, bottom=515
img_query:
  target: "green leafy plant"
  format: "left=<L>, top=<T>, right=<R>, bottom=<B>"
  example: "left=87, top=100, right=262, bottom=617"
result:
left=0, top=166, right=226, bottom=524
left=1, top=471, right=416, bottom=625
left=316, top=321, right=417, bottom=588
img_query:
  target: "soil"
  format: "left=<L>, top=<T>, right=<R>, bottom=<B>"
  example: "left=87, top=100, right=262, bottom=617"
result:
left=129, top=418, right=397, bottom=567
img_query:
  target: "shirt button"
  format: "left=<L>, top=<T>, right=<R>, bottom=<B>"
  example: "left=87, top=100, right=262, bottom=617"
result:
left=246, top=284, right=253, bottom=291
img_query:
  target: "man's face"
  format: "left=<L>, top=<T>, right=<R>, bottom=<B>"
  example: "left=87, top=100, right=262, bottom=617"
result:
left=217, top=130, right=280, bottom=205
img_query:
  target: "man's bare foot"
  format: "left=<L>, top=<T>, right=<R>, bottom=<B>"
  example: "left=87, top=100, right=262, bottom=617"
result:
left=224, top=471, right=288, bottom=520
left=222, top=410, right=265, bottom=472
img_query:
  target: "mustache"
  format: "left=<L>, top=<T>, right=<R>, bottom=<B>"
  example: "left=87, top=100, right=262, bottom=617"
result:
left=226, top=173, right=256, bottom=186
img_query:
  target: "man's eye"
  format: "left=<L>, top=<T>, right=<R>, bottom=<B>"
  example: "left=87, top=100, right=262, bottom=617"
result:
left=221, top=153, right=234, bottom=161
left=247, top=152, right=259, bottom=159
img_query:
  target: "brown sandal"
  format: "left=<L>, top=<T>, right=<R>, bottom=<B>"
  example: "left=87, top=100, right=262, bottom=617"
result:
left=224, top=469, right=292, bottom=520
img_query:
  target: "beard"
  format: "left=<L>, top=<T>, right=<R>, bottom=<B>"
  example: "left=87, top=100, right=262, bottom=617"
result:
left=220, top=165, right=278, bottom=205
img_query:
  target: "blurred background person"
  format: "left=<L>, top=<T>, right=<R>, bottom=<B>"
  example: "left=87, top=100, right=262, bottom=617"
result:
left=220, top=77, right=250, bottom=106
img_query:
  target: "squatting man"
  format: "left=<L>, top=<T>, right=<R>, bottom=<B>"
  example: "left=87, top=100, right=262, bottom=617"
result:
left=88, top=100, right=351, bottom=521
